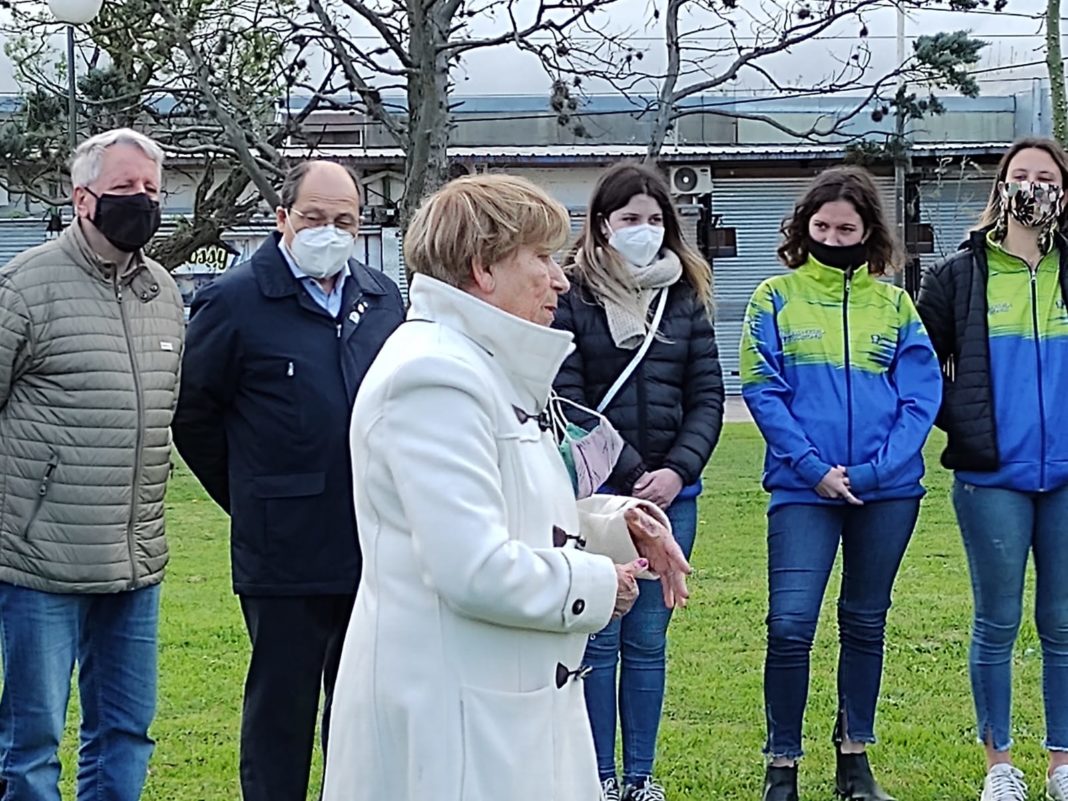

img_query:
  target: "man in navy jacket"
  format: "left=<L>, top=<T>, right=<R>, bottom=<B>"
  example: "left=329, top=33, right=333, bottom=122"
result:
left=173, top=160, right=404, bottom=801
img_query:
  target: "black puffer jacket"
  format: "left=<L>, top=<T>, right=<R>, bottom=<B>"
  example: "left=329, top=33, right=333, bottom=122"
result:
left=552, top=276, right=724, bottom=493
left=916, top=229, right=1068, bottom=470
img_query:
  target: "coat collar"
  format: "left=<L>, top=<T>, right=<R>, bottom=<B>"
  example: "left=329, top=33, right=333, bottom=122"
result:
left=407, top=273, right=574, bottom=410
left=795, top=255, right=874, bottom=296
left=59, top=219, right=146, bottom=282
left=251, top=232, right=390, bottom=301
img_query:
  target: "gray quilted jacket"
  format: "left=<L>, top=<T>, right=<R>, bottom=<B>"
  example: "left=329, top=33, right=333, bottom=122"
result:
left=0, top=221, right=185, bottom=593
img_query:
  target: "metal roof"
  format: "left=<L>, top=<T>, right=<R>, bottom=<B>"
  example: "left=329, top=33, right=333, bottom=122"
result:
left=280, top=141, right=1013, bottom=164
left=282, top=92, right=1018, bottom=115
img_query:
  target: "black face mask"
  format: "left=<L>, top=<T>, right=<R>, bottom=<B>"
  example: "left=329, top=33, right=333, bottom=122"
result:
left=806, top=237, right=867, bottom=272
left=87, top=191, right=162, bottom=253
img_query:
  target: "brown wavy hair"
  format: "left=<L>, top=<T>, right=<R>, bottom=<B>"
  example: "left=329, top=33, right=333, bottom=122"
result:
left=566, top=162, right=713, bottom=314
left=974, top=137, right=1068, bottom=232
left=777, top=166, right=898, bottom=276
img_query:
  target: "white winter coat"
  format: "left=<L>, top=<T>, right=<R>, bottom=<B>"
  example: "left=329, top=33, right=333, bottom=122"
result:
left=322, top=275, right=650, bottom=801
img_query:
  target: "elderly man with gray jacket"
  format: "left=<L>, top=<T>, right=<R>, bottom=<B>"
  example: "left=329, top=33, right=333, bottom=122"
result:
left=0, top=128, right=184, bottom=801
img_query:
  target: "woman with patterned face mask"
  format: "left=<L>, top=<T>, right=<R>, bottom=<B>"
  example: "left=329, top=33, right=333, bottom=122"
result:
left=917, top=138, right=1068, bottom=801
left=552, top=163, right=724, bottom=801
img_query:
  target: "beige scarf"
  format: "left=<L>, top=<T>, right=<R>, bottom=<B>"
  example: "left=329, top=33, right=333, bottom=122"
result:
left=603, top=251, right=682, bottom=349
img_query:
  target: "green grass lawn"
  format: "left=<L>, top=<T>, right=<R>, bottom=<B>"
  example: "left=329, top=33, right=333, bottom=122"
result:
left=48, top=423, right=1049, bottom=799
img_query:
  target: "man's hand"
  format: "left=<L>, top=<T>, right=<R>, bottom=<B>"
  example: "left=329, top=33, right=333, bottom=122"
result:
left=625, top=505, right=692, bottom=609
left=632, top=468, right=684, bottom=509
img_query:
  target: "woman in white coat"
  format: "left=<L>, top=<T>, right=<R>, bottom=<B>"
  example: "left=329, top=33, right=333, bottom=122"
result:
left=322, top=175, right=692, bottom=801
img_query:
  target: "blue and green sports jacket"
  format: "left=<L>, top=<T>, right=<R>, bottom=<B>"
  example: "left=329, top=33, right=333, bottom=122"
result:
left=956, top=234, right=1068, bottom=492
left=740, top=257, right=943, bottom=510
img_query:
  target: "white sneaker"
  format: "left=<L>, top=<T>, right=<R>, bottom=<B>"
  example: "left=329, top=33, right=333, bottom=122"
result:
left=601, top=776, right=622, bottom=801
left=1048, top=765, right=1068, bottom=801
left=981, top=764, right=1028, bottom=801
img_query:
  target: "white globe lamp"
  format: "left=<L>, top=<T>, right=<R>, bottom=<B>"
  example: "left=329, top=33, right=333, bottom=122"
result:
left=46, top=0, right=103, bottom=24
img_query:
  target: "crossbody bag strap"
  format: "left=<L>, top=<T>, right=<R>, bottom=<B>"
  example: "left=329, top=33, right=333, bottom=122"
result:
left=595, top=287, right=669, bottom=414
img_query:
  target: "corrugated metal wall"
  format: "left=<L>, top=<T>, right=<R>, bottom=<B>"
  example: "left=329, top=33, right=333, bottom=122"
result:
left=0, top=220, right=50, bottom=266
left=918, top=177, right=991, bottom=272
left=710, top=176, right=895, bottom=395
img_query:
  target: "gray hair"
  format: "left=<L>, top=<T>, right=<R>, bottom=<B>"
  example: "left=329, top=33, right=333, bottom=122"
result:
left=70, top=128, right=165, bottom=189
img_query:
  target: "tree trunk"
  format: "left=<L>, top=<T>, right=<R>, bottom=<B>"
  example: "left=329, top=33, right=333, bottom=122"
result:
left=147, top=220, right=226, bottom=270
left=1049, top=0, right=1068, bottom=145
left=646, top=0, right=683, bottom=160
left=399, top=0, right=452, bottom=230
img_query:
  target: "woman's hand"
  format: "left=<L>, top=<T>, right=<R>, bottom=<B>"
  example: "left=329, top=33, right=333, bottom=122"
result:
left=624, top=505, right=692, bottom=609
left=612, top=559, right=644, bottom=619
left=632, top=468, right=684, bottom=509
left=815, top=466, right=863, bottom=506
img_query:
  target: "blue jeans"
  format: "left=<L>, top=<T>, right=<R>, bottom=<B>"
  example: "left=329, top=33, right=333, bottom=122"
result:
left=583, top=496, right=698, bottom=784
left=0, top=582, right=160, bottom=801
left=953, top=480, right=1068, bottom=752
left=763, top=499, right=919, bottom=760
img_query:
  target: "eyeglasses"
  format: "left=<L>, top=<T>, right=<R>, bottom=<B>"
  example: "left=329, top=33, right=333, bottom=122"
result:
left=290, top=208, right=359, bottom=234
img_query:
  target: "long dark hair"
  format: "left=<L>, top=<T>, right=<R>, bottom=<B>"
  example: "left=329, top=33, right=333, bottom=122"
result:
left=567, top=162, right=713, bottom=309
left=778, top=166, right=897, bottom=276
left=974, top=137, right=1068, bottom=232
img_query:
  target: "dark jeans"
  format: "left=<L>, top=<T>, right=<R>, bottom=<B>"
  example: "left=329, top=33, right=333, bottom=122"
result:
left=953, top=480, right=1068, bottom=752
left=0, top=582, right=160, bottom=801
left=239, top=594, right=355, bottom=801
left=583, top=496, right=698, bottom=785
left=763, top=499, right=919, bottom=760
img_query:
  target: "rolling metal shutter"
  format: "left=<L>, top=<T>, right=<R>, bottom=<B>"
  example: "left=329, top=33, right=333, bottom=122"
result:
left=0, top=220, right=50, bottom=267
left=918, top=177, right=991, bottom=273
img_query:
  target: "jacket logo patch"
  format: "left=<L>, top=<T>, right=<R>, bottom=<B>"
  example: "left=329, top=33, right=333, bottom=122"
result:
left=781, top=328, right=823, bottom=345
left=989, top=303, right=1012, bottom=315
left=160, top=341, right=174, bottom=351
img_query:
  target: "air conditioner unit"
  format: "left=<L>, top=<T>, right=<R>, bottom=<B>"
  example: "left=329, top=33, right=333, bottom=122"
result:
left=669, top=165, right=712, bottom=195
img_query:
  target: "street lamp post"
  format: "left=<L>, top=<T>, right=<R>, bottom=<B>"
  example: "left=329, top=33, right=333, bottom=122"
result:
left=46, top=0, right=104, bottom=154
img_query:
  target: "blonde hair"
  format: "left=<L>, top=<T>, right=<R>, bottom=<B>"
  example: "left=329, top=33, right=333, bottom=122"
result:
left=566, top=163, right=712, bottom=317
left=404, top=174, right=571, bottom=287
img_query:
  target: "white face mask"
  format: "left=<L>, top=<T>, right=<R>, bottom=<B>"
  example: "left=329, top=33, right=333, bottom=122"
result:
left=286, top=215, right=355, bottom=280
left=608, top=223, right=665, bottom=268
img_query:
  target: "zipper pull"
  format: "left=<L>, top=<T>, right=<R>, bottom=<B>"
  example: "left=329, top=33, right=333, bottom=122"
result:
left=336, top=323, right=342, bottom=339
left=39, top=462, right=56, bottom=496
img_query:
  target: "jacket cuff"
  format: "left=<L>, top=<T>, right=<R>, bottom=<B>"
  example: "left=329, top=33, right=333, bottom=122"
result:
left=617, top=462, right=647, bottom=495
left=846, top=463, right=878, bottom=493
left=558, top=549, right=618, bottom=634
left=796, top=452, right=833, bottom=488
left=575, top=495, right=670, bottom=580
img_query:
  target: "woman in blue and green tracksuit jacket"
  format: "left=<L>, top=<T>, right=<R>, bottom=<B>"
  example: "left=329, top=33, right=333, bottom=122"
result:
left=741, top=167, right=942, bottom=801
left=917, top=138, right=1068, bottom=801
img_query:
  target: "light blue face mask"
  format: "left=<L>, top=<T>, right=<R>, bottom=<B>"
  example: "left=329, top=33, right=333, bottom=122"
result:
left=550, top=396, right=625, bottom=499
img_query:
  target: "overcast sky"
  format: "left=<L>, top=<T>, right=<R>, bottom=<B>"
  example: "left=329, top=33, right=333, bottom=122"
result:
left=0, top=0, right=1054, bottom=100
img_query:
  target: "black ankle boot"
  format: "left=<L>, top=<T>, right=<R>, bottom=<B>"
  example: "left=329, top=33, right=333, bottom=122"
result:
left=831, top=709, right=894, bottom=801
left=762, top=765, right=799, bottom=801
left=834, top=752, right=894, bottom=801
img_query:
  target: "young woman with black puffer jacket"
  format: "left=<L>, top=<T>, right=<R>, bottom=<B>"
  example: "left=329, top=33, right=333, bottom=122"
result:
left=552, top=162, right=724, bottom=801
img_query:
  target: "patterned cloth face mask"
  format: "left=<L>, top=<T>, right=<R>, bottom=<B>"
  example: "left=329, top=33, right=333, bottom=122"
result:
left=997, top=180, right=1065, bottom=251
left=549, top=395, right=625, bottom=500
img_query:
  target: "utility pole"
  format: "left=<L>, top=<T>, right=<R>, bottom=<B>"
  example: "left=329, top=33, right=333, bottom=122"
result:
left=894, top=4, right=907, bottom=270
